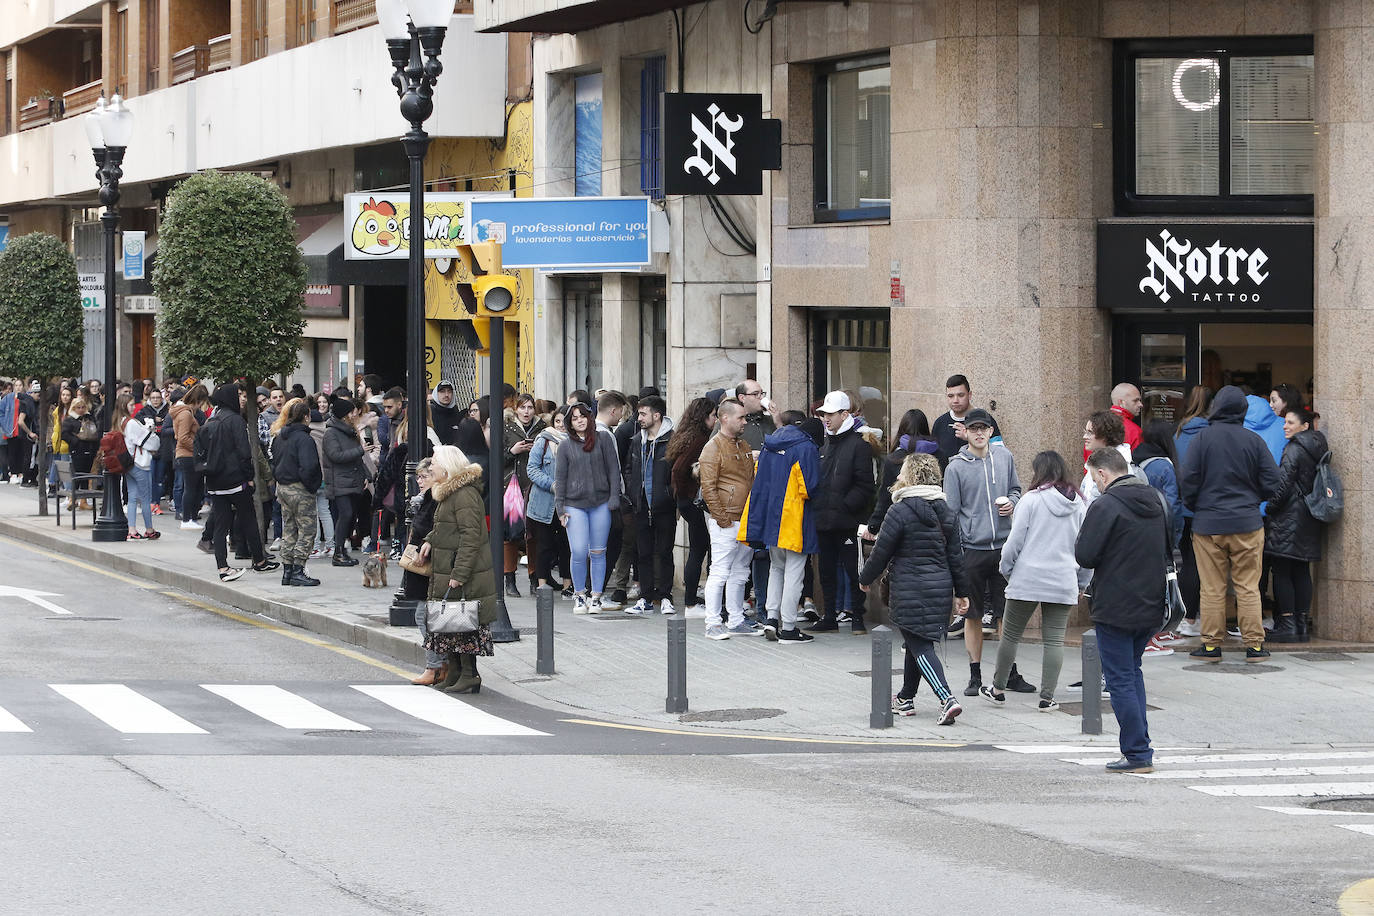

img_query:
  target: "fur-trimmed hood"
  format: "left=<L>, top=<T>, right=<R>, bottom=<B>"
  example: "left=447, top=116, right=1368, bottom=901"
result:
left=431, top=461, right=484, bottom=502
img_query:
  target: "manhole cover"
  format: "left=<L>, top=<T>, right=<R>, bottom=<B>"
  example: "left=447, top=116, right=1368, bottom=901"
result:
left=1307, top=796, right=1374, bottom=813
left=679, top=707, right=785, bottom=723
left=1182, top=663, right=1284, bottom=674
left=46, top=616, right=122, bottom=621
left=1292, top=652, right=1357, bottom=662
left=304, top=730, right=420, bottom=738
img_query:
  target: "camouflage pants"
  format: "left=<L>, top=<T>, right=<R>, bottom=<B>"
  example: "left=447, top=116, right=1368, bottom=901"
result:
left=278, top=482, right=318, bottom=565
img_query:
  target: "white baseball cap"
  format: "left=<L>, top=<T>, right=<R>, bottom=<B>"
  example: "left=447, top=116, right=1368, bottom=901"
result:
left=816, top=390, right=851, bottom=414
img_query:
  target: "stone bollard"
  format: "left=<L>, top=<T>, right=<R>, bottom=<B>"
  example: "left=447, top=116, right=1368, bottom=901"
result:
left=870, top=625, right=893, bottom=729
left=1081, top=628, right=1102, bottom=735
left=535, top=584, right=555, bottom=675
left=666, top=615, right=688, bottom=713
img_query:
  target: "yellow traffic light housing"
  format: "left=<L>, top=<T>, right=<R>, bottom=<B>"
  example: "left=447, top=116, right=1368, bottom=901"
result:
left=473, top=273, right=518, bottom=317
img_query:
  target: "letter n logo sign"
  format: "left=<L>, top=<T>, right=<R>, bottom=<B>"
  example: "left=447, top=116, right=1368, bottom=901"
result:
left=664, top=93, right=764, bottom=196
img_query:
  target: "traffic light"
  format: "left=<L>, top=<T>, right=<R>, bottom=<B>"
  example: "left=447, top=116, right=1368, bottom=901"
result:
left=473, top=273, right=518, bottom=317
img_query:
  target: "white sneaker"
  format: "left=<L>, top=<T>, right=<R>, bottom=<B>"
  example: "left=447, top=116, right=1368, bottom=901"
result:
left=1177, top=618, right=1201, bottom=637
left=660, top=599, right=676, bottom=615
left=598, top=594, right=623, bottom=611
left=705, top=623, right=730, bottom=640
left=626, top=599, right=654, bottom=616
left=179, top=519, right=202, bottom=531
left=683, top=604, right=707, bottom=619
left=627, top=585, right=641, bottom=601
left=588, top=595, right=603, bottom=614
left=573, top=594, right=589, bottom=614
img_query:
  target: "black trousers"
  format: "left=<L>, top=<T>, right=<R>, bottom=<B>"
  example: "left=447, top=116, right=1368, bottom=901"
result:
left=7, top=436, right=33, bottom=481
left=1178, top=518, right=1201, bottom=620
left=636, top=506, right=678, bottom=602
left=678, top=500, right=709, bottom=604
left=175, top=457, right=204, bottom=522
left=529, top=516, right=570, bottom=585
left=898, top=627, right=953, bottom=703
left=965, top=548, right=1006, bottom=620
left=333, top=493, right=362, bottom=552
left=212, top=489, right=264, bottom=569
left=818, top=528, right=865, bottom=621
left=1271, top=556, right=1313, bottom=614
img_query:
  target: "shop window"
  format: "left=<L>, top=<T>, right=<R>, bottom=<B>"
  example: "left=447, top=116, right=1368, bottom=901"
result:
left=144, top=0, right=160, bottom=90
left=640, top=57, right=665, bottom=200
left=813, top=312, right=890, bottom=439
left=354, top=142, right=407, bottom=194
left=814, top=54, right=891, bottom=222
left=1115, top=37, right=1313, bottom=215
left=575, top=72, right=603, bottom=197
left=639, top=276, right=667, bottom=394
left=294, top=0, right=318, bottom=48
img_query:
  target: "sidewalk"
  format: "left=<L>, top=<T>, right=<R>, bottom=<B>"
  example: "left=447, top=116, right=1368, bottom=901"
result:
left=3, top=483, right=1370, bottom=747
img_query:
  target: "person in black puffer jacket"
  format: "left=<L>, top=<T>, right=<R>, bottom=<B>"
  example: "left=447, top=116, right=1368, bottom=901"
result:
left=1265, top=407, right=1328, bottom=643
left=812, top=391, right=876, bottom=633
left=858, top=453, right=969, bottom=726
left=270, top=399, right=324, bottom=586
left=322, top=398, right=368, bottom=567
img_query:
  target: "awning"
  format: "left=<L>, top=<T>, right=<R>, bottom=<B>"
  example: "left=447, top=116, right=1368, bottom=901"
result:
left=298, top=213, right=406, bottom=287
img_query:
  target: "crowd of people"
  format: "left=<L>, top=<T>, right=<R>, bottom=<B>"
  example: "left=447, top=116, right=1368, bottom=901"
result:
left=0, top=368, right=1338, bottom=769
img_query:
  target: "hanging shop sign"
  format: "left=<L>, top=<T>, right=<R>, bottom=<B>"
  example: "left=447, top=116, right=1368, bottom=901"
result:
left=122, top=230, right=145, bottom=280
left=466, top=196, right=651, bottom=269
left=343, top=192, right=508, bottom=260
left=664, top=93, right=777, bottom=196
left=1097, top=222, right=1313, bottom=310
left=79, top=273, right=103, bottom=310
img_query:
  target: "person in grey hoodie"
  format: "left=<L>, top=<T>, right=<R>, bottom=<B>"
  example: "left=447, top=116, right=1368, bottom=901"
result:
left=555, top=402, right=622, bottom=613
left=943, top=408, right=1024, bottom=696
left=983, top=451, right=1089, bottom=711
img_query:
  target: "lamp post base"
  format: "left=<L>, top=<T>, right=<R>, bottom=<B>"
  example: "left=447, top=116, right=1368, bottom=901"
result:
left=92, top=470, right=127, bottom=542
left=389, top=594, right=420, bottom=628
left=490, top=596, right=520, bottom=643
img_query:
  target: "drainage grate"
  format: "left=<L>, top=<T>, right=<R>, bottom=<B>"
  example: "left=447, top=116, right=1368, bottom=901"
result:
left=588, top=612, right=648, bottom=621
left=1182, top=663, right=1284, bottom=674
left=512, top=677, right=554, bottom=684
left=1292, top=652, right=1357, bottom=662
left=46, top=616, right=121, bottom=621
left=1307, top=796, right=1374, bottom=813
left=679, top=708, right=786, bottom=723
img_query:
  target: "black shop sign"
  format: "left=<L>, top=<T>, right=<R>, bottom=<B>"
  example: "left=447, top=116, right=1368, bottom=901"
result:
left=1097, top=222, right=1313, bottom=310
left=664, top=93, right=777, bottom=196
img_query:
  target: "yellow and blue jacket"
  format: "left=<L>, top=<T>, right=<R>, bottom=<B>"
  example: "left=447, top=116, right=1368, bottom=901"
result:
left=738, top=424, right=819, bottom=554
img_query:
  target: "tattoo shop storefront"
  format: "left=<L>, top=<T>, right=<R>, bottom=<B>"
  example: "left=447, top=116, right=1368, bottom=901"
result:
left=1097, top=221, right=1315, bottom=424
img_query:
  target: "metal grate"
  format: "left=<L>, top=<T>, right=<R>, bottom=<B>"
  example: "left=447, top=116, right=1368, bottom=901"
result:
left=441, top=323, right=478, bottom=407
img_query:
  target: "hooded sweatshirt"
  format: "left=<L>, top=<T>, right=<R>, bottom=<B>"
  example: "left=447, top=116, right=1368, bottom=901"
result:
left=1178, top=385, right=1282, bottom=535
left=1244, top=394, right=1288, bottom=467
left=429, top=392, right=465, bottom=446
left=943, top=443, right=1022, bottom=551
left=627, top=415, right=675, bottom=515
left=999, top=484, right=1090, bottom=605
left=1075, top=474, right=1171, bottom=630
left=739, top=424, right=820, bottom=555
left=1173, top=415, right=1209, bottom=519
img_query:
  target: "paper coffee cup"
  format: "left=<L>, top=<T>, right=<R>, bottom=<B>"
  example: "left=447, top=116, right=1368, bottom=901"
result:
left=995, top=497, right=1011, bottom=507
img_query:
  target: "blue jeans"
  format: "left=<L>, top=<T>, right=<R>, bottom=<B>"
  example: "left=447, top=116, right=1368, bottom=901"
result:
left=565, top=503, right=612, bottom=594
left=414, top=601, right=445, bottom=669
left=150, top=457, right=164, bottom=502
left=126, top=465, right=153, bottom=530
left=1095, top=622, right=1155, bottom=764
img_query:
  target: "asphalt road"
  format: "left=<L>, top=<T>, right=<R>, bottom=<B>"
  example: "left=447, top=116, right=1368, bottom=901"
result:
left=1, top=544, right=1370, bottom=914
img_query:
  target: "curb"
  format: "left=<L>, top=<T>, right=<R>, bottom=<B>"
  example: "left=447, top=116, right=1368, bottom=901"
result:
left=0, top=516, right=427, bottom=669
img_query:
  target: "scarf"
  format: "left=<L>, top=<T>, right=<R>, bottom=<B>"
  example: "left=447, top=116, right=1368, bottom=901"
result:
left=891, top=484, right=946, bottom=503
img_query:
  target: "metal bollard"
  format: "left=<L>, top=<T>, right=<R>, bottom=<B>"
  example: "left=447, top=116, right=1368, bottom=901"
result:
left=1081, top=628, right=1102, bottom=735
left=666, top=615, right=688, bottom=713
left=535, top=585, right=555, bottom=675
left=870, top=625, right=893, bottom=729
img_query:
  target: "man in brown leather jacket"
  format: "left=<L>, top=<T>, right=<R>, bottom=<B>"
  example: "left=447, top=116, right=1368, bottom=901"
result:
left=699, top=398, right=761, bottom=640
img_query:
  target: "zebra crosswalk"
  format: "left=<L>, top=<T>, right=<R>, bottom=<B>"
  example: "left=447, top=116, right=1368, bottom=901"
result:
left=998, top=743, right=1374, bottom=838
left=0, top=681, right=550, bottom=754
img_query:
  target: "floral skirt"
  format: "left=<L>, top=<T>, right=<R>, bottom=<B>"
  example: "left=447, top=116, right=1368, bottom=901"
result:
left=423, top=625, right=494, bottom=657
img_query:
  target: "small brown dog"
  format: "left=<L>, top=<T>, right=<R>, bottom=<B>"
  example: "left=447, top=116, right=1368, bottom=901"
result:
left=362, top=553, right=388, bottom=589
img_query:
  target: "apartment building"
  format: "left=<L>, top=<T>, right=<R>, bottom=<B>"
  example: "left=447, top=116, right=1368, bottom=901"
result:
left=0, top=0, right=534, bottom=403
left=479, top=0, right=1374, bottom=642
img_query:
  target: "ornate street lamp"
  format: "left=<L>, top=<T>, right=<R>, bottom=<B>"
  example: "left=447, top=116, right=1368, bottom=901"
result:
left=379, top=0, right=449, bottom=625
left=84, top=94, right=134, bottom=543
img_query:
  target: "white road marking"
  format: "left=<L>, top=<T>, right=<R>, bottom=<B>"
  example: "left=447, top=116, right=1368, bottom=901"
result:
left=1258, top=806, right=1374, bottom=817
left=201, top=685, right=370, bottom=731
left=1337, top=825, right=1374, bottom=837
left=1062, top=751, right=1374, bottom=766
left=351, top=685, right=549, bottom=736
left=0, top=704, right=31, bottom=732
left=50, top=684, right=207, bottom=734
left=1190, top=783, right=1374, bottom=798
left=1137, top=764, right=1374, bottom=780
left=0, top=585, right=72, bottom=615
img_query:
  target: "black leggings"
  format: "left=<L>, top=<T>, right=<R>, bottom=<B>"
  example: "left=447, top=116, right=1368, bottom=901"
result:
left=333, top=493, right=361, bottom=551
left=1270, top=557, right=1312, bottom=614
left=678, top=500, right=709, bottom=604
left=897, top=628, right=952, bottom=703
left=1179, top=518, right=1201, bottom=619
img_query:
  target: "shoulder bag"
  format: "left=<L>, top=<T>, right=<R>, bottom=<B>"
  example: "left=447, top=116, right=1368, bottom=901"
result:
left=399, top=543, right=431, bottom=576
left=426, top=586, right=480, bottom=634
left=1152, top=489, right=1187, bottom=632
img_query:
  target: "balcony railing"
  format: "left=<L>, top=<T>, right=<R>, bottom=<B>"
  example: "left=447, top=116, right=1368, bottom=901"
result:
left=207, top=34, right=231, bottom=72
left=332, top=0, right=377, bottom=35
left=171, top=44, right=209, bottom=84
left=18, top=97, right=59, bottom=131
left=62, top=80, right=104, bottom=116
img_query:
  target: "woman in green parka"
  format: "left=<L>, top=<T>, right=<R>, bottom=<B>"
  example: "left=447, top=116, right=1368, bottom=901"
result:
left=422, top=444, right=499, bottom=694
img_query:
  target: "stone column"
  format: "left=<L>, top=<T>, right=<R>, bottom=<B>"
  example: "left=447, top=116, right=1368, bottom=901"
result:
left=600, top=272, right=640, bottom=395
left=1312, top=4, right=1374, bottom=641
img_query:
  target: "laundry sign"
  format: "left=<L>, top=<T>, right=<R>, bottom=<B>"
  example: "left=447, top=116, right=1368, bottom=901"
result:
left=342, top=192, right=509, bottom=260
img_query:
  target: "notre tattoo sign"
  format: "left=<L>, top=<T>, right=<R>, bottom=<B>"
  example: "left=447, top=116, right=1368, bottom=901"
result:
left=1097, top=223, right=1313, bottom=311
left=665, top=93, right=766, bottom=196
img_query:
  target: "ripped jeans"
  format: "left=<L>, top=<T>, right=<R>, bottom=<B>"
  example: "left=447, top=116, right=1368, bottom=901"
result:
left=564, top=502, right=612, bottom=595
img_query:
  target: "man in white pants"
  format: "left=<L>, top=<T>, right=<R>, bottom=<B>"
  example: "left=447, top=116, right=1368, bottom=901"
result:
left=698, top=400, right=760, bottom=640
